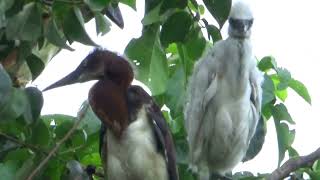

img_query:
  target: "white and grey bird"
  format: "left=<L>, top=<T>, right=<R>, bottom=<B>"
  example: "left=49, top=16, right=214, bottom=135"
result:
left=184, top=2, right=264, bottom=179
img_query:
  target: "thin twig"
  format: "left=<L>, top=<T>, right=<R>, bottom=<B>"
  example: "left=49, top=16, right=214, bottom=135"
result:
left=0, top=131, right=45, bottom=153
left=26, top=107, right=88, bottom=180
left=269, top=147, right=320, bottom=180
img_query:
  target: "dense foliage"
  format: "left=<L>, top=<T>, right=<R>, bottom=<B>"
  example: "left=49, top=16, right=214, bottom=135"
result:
left=0, top=0, right=316, bottom=179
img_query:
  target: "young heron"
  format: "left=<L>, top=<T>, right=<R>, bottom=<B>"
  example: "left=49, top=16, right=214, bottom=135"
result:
left=184, top=2, right=264, bottom=179
left=44, top=49, right=179, bottom=180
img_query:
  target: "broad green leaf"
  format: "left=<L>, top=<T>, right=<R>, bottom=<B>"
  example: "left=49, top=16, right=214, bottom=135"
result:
left=160, top=0, right=188, bottom=13
left=42, top=159, right=63, bottom=180
left=84, top=0, right=110, bottom=12
left=6, top=2, right=42, bottom=41
left=41, top=114, right=75, bottom=127
left=45, top=18, right=74, bottom=51
left=120, top=0, right=136, bottom=10
left=26, top=54, right=45, bottom=80
left=78, top=101, right=101, bottom=135
left=243, top=117, right=266, bottom=162
left=160, top=11, right=192, bottom=47
left=0, top=88, right=28, bottom=122
left=277, top=68, right=291, bottom=90
left=288, top=79, right=311, bottom=105
left=288, top=146, right=299, bottom=158
left=95, top=12, right=111, bottom=36
left=184, top=25, right=206, bottom=60
left=70, top=129, right=87, bottom=149
left=166, top=66, right=186, bottom=115
left=274, top=121, right=295, bottom=166
left=203, top=0, right=232, bottom=28
left=258, top=56, right=277, bottom=72
left=0, top=161, right=16, bottom=180
left=270, top=74, right=288, bottom=102
left=15, top=155, right=35, bottom=180
left=0, top=64, right=12, bottom=108
left=272, top=103, right=294, bottom=124
left=206, top=24, right=222, bottom=43
left=178, top=164, right=196, bottom=180
left=125, top=26, right=168, bottom=95
left=30, top=119, right=50, bottom=147
left=63, top=7, right=98, bottom=46
left=4, top=148, right=34, bottom=166
left=80, top=152, right=101, bottom=167
left=55, top=120, right=74, bottom=140
left=163, top=110, right=181, bottom=135
left=24, top=87, right=44, bottom=121
left=141, top=3, right=162, bottom=26
left=262, top=74, right=275, bottom=106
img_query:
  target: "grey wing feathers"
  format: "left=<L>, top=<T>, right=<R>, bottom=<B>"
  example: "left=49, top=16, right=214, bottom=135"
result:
left=184, top=47, right=218, bottom=164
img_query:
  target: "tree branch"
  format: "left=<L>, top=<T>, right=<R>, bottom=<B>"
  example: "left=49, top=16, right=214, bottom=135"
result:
left=269, top=147, right=320, bottom=180
left=26, top=106, right=88, bottom=180
left=0, top=131, right=45, bottom=154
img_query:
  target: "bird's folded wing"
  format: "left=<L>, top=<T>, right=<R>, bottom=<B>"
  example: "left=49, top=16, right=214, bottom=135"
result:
left=146, top=102, right=179, bottom=180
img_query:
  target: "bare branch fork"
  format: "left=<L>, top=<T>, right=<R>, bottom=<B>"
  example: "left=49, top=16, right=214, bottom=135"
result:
left=269, top=147, right=320, bottom=180
left=26, top=106, right=88, bottom=180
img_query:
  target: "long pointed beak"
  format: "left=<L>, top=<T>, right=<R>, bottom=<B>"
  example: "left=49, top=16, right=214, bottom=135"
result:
left=43, top=69, right=82, bottom=92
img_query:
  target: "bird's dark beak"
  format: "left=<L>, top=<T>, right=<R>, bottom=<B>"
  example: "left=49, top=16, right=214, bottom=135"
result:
left=43, top=68, right=83, bottom=92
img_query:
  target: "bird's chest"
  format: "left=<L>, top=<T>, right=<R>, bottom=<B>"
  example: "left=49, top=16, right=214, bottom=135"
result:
left=104, top=108, right=168, bottom=180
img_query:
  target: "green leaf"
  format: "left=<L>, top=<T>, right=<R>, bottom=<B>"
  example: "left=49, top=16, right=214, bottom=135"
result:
left=272, top=103, right=294, bottom=124
left=26, top=54, right=45, bottom=80
left=243, top=117, right=266, bottom=162
left=78, top=101, right=101, bottom=135
left=160, top=11, right=192, bottom=47
left=80, top=153, right=101, bottom=167
left=288, top=146, right=299, bottom=158
left=277, top=68, right=291, bottom=90
left=95, top=12, right=111, bottom=36
left=160, top=0, right=188, bottom=13
left=274, top=121, right=295, bottom=166
left=84, top=0, right=110, bottom=12
left=262, top=74, right=275, bottom=106
left=6, top=2, right=42, bottom=41
left=0, top=88, right=28, bottom=122
left=120, top=0, right=136, bottom=10
left=41, top=114, right=75, bottom=127
left=42, top=159, right=63, bottom=180
left=45, top=18, right=74, bottom=51
left=203, top=0, right=232, bottom=28
left=258, top=56, right=277, bottom=72
left=63, top=7, right=98, bottom=46
left=0, top=161, right=16, bottom=180
left=288, top=79, right=311, bottom=105
left=30, top=119, right=50, bottom=147
left=0, top=64, right=12, bottom=109
left=141, top=3, right=162, bottom=26
left=206, top=24, right=222, bottom=43
left=125, top=26, right=168, bottom=95
left=270, top=74, right=288, bottom=102
left=184, top=25, right=206, bottom=60
left=24, top=87, right=44, bottom=121
left=166, top=66, right=186, bottom=115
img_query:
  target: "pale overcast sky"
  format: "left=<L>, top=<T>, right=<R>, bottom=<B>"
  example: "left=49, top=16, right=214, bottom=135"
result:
left=31, top=0, right=320, bottom=174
